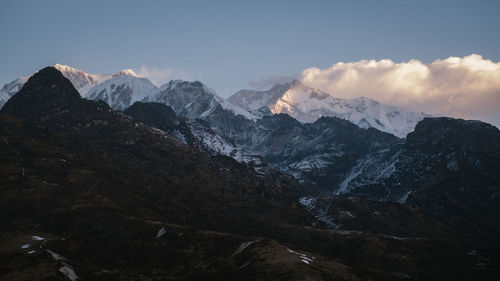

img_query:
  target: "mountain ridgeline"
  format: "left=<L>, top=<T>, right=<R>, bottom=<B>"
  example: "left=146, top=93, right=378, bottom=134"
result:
left=1, top=66, right=499, bottom=280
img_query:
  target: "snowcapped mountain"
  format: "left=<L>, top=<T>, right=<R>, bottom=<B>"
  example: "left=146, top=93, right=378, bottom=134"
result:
left=145, top=80, right=255, bottom=120
left=55, top=64, right=139, bottom=95
left=54, top=64, right=122, bottom=94
left=85, top=76, right=157, bottom=111
left=272, top=83, right=429, bottom=138
left=0, top=76, right=28, bottom=108
left=85, top=77, right=256, bottom=119
left=229, top=80, right=429, bottom=138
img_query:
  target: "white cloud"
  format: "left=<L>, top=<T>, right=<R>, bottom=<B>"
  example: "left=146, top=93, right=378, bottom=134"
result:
left=135, top=66, right=191, bottom=87
left=300, top=54, right=500, bottom=127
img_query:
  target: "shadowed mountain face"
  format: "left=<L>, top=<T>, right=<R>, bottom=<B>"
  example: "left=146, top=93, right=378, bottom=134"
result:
left=392, top=117, right=500, bottom=239
left=123, top=101, right=178, bottom=128
left=203, top=110, right=404, bottom=193
left=123, top=102, right=269, bottom=169
left=1, top=67, right=500, bottom=280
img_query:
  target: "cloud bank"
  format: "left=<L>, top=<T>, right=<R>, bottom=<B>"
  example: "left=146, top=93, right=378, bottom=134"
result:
left=300, top=54, right=500, bottom=127
left=136, top=66, right=191, bottom=87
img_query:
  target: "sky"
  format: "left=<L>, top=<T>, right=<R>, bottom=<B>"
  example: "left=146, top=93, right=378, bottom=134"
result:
left=1, top=0, right=499, bottom=124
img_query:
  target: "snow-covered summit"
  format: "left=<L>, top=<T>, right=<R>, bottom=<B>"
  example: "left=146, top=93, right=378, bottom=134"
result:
left=272, top=82, right=429, bottom=138
left=229, top=80, right=428, bottom=138
left=85, top=76, right=158, bottom=111
left=54, top=64, right=140, bottom=95
left=53, top=64, right=112, bottom=94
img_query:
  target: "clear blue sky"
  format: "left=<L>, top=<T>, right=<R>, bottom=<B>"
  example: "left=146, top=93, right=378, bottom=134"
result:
left=1, top=0, right=499, bottom=97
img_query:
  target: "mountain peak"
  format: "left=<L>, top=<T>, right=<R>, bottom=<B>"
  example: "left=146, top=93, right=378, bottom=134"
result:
left=1, top=66, right=81, bottom=119
left=53, top=63, right=84, bottom=74
left=22, top=66, right=78, bottom=95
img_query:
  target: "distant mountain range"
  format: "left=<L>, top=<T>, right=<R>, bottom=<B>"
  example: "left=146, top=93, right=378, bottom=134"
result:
left=2, top=65, right=430, bottom=138
left=229, top=79, right=429, bottom=138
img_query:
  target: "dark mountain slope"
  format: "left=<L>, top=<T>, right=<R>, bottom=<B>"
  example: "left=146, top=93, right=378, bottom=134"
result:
left=0, top=68, right=327, bottom=280
left=123, top=101, right=178, bottom=128
left=392, top=117, right=500, bottom=242
left=123, top=102, right=269, bottom=170
left=123, top=101, right=200, bottom=150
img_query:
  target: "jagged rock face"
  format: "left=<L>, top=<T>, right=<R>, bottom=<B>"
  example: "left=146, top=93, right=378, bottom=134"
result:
left=205, top=111, right=402, bottom=190
left=124, top=101, right=230, bottom=151
left=256, top=116, right=401, bottom=190
left=228, top=80, right=296, bottom=111
left=124, top=102, right=268, bottom=171
left=144, top=80, right=255, bottom=121
left=145, top=81, right=217, bottom=119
